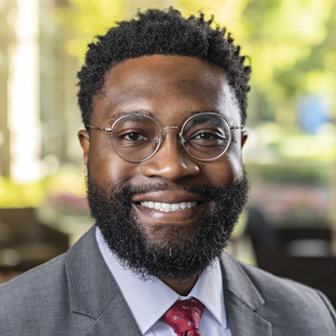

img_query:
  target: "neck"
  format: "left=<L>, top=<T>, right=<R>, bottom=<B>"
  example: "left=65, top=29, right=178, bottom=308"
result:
left=161, top=277, right=198, bottom=296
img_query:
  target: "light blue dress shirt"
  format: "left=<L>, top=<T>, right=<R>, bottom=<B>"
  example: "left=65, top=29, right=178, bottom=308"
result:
left=96, top=227, right=232, bottom=335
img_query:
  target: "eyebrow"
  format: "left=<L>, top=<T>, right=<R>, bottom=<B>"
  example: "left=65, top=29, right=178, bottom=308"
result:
left=106, top=109, right=221, bottom=125
left=106, top=109, right=155, bottom=125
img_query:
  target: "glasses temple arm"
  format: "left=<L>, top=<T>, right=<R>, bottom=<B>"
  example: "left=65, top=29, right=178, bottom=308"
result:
left=230, top=125, right=244, bottom=130
left=86, top=125, right=113, bottom=132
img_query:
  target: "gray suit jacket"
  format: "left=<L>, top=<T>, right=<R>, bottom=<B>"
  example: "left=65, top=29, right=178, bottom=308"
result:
left=0, top=225, right=335, bottom=335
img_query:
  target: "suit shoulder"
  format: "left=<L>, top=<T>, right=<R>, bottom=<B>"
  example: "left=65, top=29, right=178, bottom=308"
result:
left=223, top=254, right=336, bottom=327
left=0, top=253, right=67, bottom=295
left=236, top=258, right=324, bottom=297
left=0, top=254, right=73, bottom=334
left=0, top=228, right=99, bottom=335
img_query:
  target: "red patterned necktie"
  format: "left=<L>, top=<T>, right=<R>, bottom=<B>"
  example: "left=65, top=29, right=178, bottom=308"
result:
left=162, top=298, right=205, bottom=336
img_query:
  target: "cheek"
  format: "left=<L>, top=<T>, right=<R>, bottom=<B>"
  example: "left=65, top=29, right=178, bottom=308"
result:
left=225, top=131, right=245, bottom=182
left=88, top=145, right=138, bottom=186
left=226, top=149, right=244, bottom=182
left=199, top=160, right=234, bottom=187
left=200, top=148, right=243, bottom=186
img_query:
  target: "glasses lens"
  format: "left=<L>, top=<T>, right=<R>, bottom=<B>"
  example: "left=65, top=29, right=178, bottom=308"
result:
left=181, top=113, right=231, bottom=160
left=110, top=114, right=161, bottom=162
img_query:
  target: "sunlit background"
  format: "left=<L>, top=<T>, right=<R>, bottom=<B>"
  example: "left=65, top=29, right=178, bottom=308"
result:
left=0, top=0, right=336, bottom=303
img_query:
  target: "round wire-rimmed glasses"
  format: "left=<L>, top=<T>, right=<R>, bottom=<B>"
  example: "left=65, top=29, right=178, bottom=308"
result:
left=86, top=112, right=244, bottom=163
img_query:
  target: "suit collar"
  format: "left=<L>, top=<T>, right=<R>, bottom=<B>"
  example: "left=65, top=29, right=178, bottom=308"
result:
left=65, top=225, right=141, bottom=336
left=220, top=253, right=272, bottom=335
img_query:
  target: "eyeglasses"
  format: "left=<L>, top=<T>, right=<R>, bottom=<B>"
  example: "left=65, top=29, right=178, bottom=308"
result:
left=86, top=112, right=244, bottom=162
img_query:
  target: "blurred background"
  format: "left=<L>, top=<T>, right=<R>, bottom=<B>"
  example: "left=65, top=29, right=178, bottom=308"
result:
left=0, top=0, right=335, bottom=305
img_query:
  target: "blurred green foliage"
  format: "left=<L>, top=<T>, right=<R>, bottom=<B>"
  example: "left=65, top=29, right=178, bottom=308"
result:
left=0, top=164, right=85, bottom=208
left=56, top=0, right=128, bottom=61
left=240, top=0, right=336, bottom=126
left=249, top=122, right=336, bottom=163
left=0, top=177, right=46, bottom=208
left=250, top=163, right=332, bottom=184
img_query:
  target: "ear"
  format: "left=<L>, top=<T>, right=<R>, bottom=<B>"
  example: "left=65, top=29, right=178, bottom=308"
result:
left=78, top=130, right=90, bottom=167
left=241, top=130, right=248, bottom=148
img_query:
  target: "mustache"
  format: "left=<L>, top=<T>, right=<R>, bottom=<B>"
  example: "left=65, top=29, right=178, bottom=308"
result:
left=96, top=179, right=248, bottom=203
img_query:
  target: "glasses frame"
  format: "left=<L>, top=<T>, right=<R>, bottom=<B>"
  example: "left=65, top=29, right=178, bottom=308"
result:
left=86, top=112, right=244, bottom=163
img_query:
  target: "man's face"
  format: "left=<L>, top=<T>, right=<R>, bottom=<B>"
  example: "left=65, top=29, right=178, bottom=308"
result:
left=79, top=55, right=248, bottom=279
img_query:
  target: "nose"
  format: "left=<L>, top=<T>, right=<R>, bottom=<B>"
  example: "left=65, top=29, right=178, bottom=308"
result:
left=140, top=128, right=200, bottom=181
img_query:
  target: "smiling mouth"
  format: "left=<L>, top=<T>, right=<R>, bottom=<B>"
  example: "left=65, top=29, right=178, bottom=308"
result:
left=132, top=190, right=206, bottom=223
left=140, top=201, right=198, bottom=212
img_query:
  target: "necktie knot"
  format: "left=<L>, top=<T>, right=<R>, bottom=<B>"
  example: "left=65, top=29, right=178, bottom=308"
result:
left=162, top=298, right=204, bottom=336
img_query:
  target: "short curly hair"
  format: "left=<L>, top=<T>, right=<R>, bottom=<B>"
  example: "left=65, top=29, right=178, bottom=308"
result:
left=77, top=7, right=251, bottom=127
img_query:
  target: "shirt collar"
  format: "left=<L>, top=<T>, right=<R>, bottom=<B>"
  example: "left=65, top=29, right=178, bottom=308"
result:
left=96, top=227, right=227, bottom=334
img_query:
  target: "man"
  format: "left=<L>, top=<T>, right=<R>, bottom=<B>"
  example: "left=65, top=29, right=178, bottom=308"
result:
left=0, top=8, right=335, bottom=336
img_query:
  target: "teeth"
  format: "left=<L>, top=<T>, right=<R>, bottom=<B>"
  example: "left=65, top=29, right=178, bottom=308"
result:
left=171, top=204, right=180, bottom=211
left=140, top=201, right=198, bottom=212
left=162, top=203, right=170, bottom=210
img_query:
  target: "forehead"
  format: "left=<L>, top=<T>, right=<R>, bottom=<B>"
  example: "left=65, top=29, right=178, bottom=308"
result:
left=92, top=55, right=241, bottom=125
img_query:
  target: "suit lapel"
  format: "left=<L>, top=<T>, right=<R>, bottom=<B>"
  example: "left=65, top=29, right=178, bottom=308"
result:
left=65, top=226, right=141, bottom=336
left=83, top=291, right=141, bottom=336
left=225, top=291, right=272, bottom=336
left=220, top=253, right=272, bottom=336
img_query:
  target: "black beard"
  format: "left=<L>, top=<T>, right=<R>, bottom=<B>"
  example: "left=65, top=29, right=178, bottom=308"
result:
left=86, top=172, right=249, bottom=280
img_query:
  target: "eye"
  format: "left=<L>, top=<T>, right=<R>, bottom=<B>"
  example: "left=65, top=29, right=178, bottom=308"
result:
left=186, top=130, right=227, bottom=149
left=194, top=133, right=217, bottom=140
left=191, top=132, right=225, bottom=141
left=123, top=132, right=148, bottom=141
